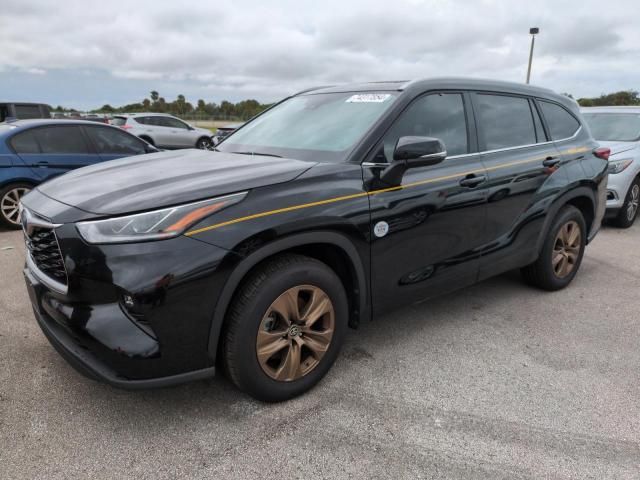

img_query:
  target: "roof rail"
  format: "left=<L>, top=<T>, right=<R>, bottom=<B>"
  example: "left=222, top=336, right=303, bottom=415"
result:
left=293, top=85, right=335, bottom=96
left=398, top=79, right=420, bottom=90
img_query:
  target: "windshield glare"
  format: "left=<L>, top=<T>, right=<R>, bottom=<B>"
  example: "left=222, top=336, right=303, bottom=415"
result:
left=217, top=92, right=398, bottom=162
left=583, top=113, right=640, bottom=142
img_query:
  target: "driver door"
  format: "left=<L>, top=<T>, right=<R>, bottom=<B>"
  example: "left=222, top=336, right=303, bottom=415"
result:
left=366, top=92, right=489, bottom=315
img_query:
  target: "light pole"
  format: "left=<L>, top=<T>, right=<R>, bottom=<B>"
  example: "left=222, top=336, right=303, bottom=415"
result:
left=526, top=27, right=539, bottom=84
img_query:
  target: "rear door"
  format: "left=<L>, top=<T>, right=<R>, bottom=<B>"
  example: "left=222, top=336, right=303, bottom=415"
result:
left=156, top=116, right=195, bottom=148
left=472, top=92, right=565, bottom=279
left=12, top=125, right=98, bottom=180
left=83, top=125, right=149, bottom=162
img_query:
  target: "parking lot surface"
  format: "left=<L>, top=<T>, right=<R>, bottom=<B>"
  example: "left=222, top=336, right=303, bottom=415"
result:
left=1, top=224, right=639, bottom=479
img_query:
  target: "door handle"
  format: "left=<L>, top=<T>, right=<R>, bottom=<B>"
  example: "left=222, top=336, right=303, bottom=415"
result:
left=543, top=156, right=561, bottom=168
left=459, top=174, right=487, bottom=188
left=36, top=161, right=49, bottom=167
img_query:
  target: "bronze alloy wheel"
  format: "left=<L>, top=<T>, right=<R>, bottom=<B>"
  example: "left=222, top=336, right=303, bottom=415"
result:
left=552, top=220, right=582, bottom=278
left=256, top=285, right=335, bottom=382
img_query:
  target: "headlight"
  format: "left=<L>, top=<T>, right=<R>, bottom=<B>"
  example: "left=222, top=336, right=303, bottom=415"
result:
left=608, top=158, right=633, bottom=174
left=76, top=192, right=247, bottom=244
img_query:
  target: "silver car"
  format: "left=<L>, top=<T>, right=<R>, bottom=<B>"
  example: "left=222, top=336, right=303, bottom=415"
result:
left=582, top=107, right=640, bottom=228
left=111, top=113, right=214, bottom=150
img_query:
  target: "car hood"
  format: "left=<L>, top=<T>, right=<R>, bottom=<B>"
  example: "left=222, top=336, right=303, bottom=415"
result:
left=597, top=141, right=637, bottom=157
left=36, top=149, right=316, bottom=216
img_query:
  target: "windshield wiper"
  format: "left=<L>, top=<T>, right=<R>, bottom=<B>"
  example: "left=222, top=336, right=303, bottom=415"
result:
left=230, top=151, right=283, bottom=158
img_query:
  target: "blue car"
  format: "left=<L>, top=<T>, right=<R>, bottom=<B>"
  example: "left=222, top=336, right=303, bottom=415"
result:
left=0, top=119, right=157, bottom=227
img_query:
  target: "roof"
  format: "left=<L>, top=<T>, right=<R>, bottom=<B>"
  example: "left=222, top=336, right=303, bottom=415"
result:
left=302, top=77, right=574, bottom=110
left=0, top=119, right=109, bottom=128
left=114, top=112, right=179, bottom=117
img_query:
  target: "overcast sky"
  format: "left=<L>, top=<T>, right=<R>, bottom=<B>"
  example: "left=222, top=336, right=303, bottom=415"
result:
left=1, top=0, right=638, bottom=110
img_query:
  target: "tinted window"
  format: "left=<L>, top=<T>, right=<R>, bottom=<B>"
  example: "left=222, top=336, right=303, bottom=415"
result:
left=85, top=126, right=146, bottom=155
left=476, top=94, right=536, bottom=150
left=539, top=101, right=580, bottom=140
left=11, top=130, right=41, bottom=154
left=158, top=117, right=188, bottom=129
left=582, top=113, right=640, bottom=142
left=34, top=126, right=91, bottom=154
left=383, top=93, right=468, bottom=160
left=14, top=105, right=43, bottom=119
left=110, top=117, right=127, bottom=126
left=134, top=117, right=149, bottom=125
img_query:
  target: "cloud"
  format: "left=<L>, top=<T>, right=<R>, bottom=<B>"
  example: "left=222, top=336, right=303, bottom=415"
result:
left=0, top=0, right=638, bottom=109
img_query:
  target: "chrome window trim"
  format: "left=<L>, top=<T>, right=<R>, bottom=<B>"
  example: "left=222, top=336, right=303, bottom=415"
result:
left=362, top=126, right=583, bottom=167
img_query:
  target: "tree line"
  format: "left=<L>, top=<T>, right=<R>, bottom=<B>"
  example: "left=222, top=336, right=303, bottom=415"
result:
left=52, top=90, right=273, bottom=121
left=573, top=90, right=640, bottom=107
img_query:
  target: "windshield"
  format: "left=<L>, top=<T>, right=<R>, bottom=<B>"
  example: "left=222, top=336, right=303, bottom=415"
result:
left=583, top=113, right=640, bottom=142
left=217, top=92, right=398, bottom=162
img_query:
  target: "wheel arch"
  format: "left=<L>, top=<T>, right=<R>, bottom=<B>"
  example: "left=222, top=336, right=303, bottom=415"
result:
left=138, top=135, right=154, bottom=146
left=207, top=231, right=369, bottom=362
left=535, top=185, right=597, bottom=254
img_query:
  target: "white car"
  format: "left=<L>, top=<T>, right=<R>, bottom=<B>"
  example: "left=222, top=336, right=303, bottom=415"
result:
left=111, top=113, right=214, bottom=150
left=582, top=107, right=640, bottom=228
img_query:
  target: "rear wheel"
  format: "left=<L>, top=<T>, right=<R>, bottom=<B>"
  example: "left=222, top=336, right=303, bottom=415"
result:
left=611, top=178, right=639, bottom=228
left=0, top=183, right=31, bottom=229
left=223, top=254, right=348, bottom=402
left=521, top=205, right=586, bottom=291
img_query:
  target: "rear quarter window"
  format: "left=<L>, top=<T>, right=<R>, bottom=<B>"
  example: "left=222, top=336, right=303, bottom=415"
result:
left=539, top=101, right=581, bottom=140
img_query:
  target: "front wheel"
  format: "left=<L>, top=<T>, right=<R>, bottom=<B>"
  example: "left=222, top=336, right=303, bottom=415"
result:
left=0, top=183, right=32, bottom=229
left=521, top=205, right=586, bottom=291
left=223, top=254, right=348, bottom=402
left=611, top=178, right=639, bottom=228
left=196, top=137, right=213, bottom=150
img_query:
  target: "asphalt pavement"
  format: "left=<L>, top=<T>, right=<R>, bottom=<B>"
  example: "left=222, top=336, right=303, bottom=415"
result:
left=1, top=223, right=639, bottom=479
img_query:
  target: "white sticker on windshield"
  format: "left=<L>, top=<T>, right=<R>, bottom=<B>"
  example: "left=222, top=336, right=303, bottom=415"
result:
left=346, top=94, right=391, bottom=103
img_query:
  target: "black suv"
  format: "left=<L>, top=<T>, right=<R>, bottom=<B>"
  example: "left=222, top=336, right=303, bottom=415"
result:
left=21, top=78, right=608, bottom=401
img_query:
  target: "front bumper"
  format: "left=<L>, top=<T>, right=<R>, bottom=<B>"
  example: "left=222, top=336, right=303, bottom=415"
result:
left=23, top=219, right=237, bottom=388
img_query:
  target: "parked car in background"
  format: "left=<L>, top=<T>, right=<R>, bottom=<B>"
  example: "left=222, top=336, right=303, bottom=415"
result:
left=213, top=122, right=243, bottom=145
left=111, top=113, right=214, bottom=149
left=83, top=114, right=109, bottom=124
left=0, top=119, right=157, bottom=227
left=20, top=78, right=607, bottom=401
left=582, top=107, right=640, bottom=227
left=0, top=103, right=51, bottom=123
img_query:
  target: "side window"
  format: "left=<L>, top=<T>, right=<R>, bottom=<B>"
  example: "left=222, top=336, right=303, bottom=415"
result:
left=159, top=116, right=188, bottom=129
left=383, top=93, right=468, bottom=161
left=539, top=101, right=580, bottom=140
left=84, top=126, right=146, bottom=155
left=476, top=94, right=536, bottom=150
left=34, top=126, right=91, bottom=154
left=11, top=130, right=41, bottom=154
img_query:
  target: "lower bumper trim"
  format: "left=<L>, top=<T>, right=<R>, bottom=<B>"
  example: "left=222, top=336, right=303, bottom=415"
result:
left=34, top=304, right=216, bottom=390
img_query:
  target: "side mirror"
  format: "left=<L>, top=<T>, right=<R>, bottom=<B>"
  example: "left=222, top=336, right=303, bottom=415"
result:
left=381, top=136, right=447, bottom=185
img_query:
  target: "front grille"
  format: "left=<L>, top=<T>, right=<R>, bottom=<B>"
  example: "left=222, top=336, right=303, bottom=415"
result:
left=26, top=227, right=68, bottom=286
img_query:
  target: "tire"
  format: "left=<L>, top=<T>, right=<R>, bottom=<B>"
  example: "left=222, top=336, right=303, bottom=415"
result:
left=196, top=136, right=213, bottom=150
left=0, top=183, right=32, bottom=229
left=521, top=205, right=586, bottom=291
left=223, top=253, right=348, bottom=402
left=611, top=178, right=639, bottom=228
